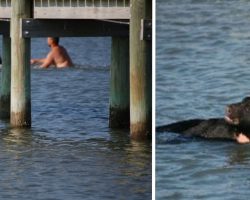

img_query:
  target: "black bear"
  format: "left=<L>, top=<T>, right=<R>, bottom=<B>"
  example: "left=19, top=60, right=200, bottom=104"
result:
left=156, top=97, right=250, bottom=143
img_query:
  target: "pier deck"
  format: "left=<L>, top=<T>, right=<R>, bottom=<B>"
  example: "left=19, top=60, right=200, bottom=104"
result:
left=0, top=0, right=130, bottom=19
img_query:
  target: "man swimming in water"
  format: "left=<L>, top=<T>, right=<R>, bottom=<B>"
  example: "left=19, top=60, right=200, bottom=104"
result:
left=30, top=37, right=73, bottom=68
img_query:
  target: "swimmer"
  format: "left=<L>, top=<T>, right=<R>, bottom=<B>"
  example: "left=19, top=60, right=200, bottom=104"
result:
left=30, top=37, right=73, bottom=68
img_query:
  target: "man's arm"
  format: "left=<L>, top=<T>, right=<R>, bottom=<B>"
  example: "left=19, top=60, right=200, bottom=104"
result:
left=30, top=58, right=46, bottom=65
left=39, top=52, right=55, bottom=68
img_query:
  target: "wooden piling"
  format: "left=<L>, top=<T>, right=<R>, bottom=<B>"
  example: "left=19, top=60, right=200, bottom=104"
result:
left=10, top=0, right=33, bottom=127
left=110, top=37, right=130, bottom=128
left=130, top=0, right=152, bottom=139
left=0, top=36, right=11, bottom=118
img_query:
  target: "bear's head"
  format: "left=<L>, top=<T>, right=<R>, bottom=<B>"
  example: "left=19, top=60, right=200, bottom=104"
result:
left=225, top=97, right=250, bottom=129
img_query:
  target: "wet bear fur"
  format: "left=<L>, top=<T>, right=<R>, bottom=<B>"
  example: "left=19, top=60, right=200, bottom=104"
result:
left=156, top=97, right=250, bottom=140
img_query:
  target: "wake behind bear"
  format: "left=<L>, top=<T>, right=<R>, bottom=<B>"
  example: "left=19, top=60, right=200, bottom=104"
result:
left=157, top=97, right=250, bottom=144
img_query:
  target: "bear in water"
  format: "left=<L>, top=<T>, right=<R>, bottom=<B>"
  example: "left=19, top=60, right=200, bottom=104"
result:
left=156, top=97, right=250, bottom=143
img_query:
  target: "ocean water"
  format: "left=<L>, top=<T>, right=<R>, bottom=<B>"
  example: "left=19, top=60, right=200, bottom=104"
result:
left=156, top=0, right=250, bottom=199
left=0, top=37, right=151, bottom=199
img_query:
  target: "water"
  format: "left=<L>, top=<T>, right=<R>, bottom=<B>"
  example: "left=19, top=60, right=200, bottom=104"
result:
left=156, top=0, right=250, bottom=199
left=0, top=37, right=151, bottom=199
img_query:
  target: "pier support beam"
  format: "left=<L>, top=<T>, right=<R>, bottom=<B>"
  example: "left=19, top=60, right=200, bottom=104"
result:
left=10, top=0, right=32, bottom=127
left=0, top=36, right=11, bottom=118
left=130, top=0, right=152, bottom=139
left=110, top=37, right=130, bottom=128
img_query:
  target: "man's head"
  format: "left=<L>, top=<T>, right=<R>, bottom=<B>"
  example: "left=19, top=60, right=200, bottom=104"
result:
left=47, top=37, right=60, bottom=47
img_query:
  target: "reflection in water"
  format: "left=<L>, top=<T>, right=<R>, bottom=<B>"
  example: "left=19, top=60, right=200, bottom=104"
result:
left=108, top=130, right=152, bottom=196
left=227, top=145, right=250, bottom=166
left=87, top=129, right=152, bottom=193
left=0, top=127, right=152, bottom=199
left=3, top=128, right=33, bottom=144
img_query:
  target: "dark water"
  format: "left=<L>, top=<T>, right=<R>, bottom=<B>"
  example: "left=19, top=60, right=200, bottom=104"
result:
left=0, top=37, right=151, bottom=199
left=157, top=0, right=250, bottom=199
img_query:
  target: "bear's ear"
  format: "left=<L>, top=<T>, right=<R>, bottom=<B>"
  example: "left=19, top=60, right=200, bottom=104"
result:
left=242, top=96, right=250, bottom=103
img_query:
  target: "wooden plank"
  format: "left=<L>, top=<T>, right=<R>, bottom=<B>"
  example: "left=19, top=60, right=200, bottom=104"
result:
left=34, top=7, right=130, bottom=19
left=0, top=20, right=10, bottom=36
left=0, top=7, right=130, bottom=19
left=22, top=19, right=129, bottom=37
left=0, top=8, right=11, bottom=18
left=33, top=0, right=130, bottom=7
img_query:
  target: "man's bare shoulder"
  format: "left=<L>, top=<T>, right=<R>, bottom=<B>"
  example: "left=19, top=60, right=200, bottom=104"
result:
left=52, top=46, right=67, bottom=53
left=51, top=46, right=60, bottom=51
left=46, top=50, right=54, bottom=58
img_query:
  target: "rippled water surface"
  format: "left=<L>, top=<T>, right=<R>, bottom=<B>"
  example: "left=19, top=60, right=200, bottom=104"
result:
left=157, top=0, right=250, bottom=199
left=0, top=37, right=151, bottom=199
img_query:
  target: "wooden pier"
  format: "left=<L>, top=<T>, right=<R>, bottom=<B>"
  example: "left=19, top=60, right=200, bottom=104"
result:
left=0, top=0, right=152, bottom=140
left=0, top=0, right=130, bottom=19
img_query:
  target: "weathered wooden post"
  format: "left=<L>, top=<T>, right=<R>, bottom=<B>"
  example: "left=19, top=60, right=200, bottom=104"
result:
left=130, top=0, right=152, bottom=139
left=110, top=37, right=130, bottom=128
left=10, top=0, right=33, bottom=127
left=0, top=36, right=11, bottom=118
